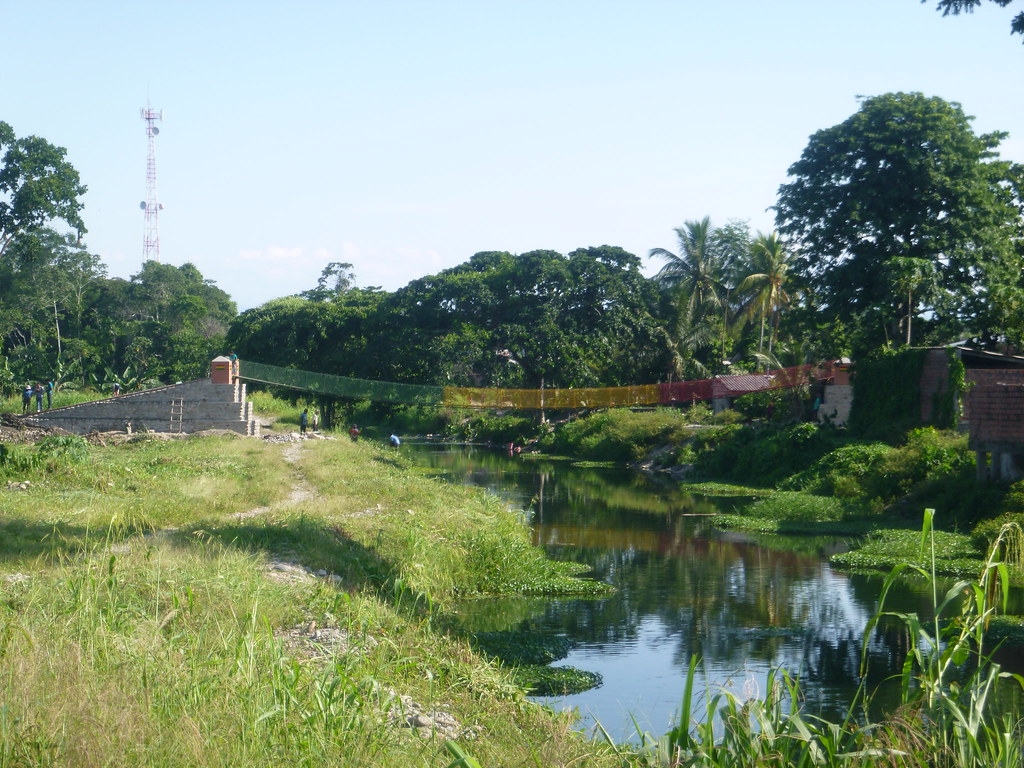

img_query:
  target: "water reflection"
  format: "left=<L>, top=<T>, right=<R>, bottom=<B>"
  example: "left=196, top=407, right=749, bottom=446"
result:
left=408, top=444, right=1019, bottom=742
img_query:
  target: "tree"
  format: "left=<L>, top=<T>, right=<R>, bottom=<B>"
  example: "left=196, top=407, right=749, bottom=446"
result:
left=373, top=248, right=669, bottom=389
left=227, top=288, right=385, bottom=377
left=0, top=122, right=87, bottom=258
left=301, top=262, right=357, bottom=302
left=0, top=228, right=106, bottom=385
left=774, top=92, right=1023, bottom=354
left=649, top=218, right=751, bottom=374
left=649, top=217, right=723, bottom=318
left=927, top=0, right=1024, bottom=41
left=736, top=232, right=792, bottom=357
left=883, top=257, right=938, bottom=345
left=99, top=261, right=239, bottom=382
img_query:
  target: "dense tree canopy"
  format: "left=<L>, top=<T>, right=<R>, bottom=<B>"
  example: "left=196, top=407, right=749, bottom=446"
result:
left=775, top=92, right=1024, bottom=354
left=7, top=106, right=1024, bottom=406
left=927, top=0, right=1024, bottom=40
left=0, top=122, right=87, bottom=259
left=374, top=247, right=674, bottom=389
left=226, top=287, right=385, bottom=378
left=0, top=243, right=236, bottom=394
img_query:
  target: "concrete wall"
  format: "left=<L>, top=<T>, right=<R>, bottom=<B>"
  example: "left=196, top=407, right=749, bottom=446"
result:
left=818, top=384, right=852, bottom=427
left=21, top=377, right=260, bottom=436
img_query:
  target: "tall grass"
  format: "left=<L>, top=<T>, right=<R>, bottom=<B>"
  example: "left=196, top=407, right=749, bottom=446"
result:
left=0, top=432, right=621, bottom=766
left=4, top=419, right=1021, bottom=767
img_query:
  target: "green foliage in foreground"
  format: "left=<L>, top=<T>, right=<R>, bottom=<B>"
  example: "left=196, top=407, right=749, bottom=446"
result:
left=3, top=416, right=1023, bottom=767
left=0, top=434, right=619, bottom=767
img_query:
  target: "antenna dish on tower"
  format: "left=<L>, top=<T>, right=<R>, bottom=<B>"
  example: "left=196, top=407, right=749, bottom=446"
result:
left=140, top=106, right=163, bottom=261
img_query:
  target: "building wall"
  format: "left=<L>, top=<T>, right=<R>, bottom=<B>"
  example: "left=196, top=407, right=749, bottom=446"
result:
left=919, top=348, right=954, bottom=424
left=818, top=384, right=852, bottom=427
left=22, top=378, right=260, bottom=436
left=966, top=370, right=1024, bottom=451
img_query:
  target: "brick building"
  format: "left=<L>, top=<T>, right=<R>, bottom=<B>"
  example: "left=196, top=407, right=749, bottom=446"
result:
left=959, top=348, right=1024, bottom=481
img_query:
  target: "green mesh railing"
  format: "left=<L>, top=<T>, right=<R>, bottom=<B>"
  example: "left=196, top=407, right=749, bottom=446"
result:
left=238, top=360, right=444, bottom=405
left=237, top=360, right=814, bottom=410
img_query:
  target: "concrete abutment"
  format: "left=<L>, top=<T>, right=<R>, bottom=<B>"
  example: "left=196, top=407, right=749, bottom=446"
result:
left=20, top=356, right=260, bottom=437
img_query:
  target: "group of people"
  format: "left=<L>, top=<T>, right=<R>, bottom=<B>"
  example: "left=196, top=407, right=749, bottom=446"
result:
left=297, top=409, right=400, bottom=448
left=21, top=382, right=53, bottom=414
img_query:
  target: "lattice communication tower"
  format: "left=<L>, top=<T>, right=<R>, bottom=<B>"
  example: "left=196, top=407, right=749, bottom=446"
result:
left=140, top=106, right=163, bottom=262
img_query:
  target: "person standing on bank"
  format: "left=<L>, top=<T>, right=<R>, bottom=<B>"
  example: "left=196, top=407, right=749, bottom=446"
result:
left=312, top=409, right=319, bottom=432
left=22, top=383, right=32, bottom=414
left=300, top=408, right=309, bottom=436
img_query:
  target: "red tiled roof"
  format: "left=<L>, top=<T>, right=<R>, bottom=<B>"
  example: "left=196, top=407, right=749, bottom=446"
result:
left=712, top=374, right=778, bottom=396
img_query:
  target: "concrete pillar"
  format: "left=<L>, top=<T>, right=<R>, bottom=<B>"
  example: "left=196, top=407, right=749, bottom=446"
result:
left=210, top=356, right=232, bottom=385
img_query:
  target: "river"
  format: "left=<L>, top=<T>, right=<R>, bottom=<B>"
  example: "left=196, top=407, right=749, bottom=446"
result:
left=406, top=442, right=1021, bottom=743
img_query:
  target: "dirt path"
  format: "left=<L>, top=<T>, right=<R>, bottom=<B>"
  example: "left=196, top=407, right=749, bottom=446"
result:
left=235, top=438, right=315, bottom=520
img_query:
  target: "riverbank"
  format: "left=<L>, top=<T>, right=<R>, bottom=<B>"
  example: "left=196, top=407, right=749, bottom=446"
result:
left=4, top=411, right=1023, bottom=766
left=494, top=406, right=1024, bottom=582
left=0, top=432, right=621, bottom=767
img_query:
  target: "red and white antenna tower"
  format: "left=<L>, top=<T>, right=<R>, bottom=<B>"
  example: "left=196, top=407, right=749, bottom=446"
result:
left=140, top=106, right=163, bottom=262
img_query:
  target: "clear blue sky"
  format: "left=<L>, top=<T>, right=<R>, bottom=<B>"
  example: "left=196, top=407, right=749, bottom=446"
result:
left=6, top=1, right=1022, bottom=310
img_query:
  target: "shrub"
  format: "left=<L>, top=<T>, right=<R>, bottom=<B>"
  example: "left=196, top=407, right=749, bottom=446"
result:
left=36, top=435, right=90, bottom=464
left=0, top=444, right=40, bottom=475
left=450, top=413, right=537, bottom=445
left=541, top=408, right=694, bottom=463
left=779, top=442, right=895, bottom=498
left=694, top=422, right=841, bottom=487
left=733, top=388, right=802, bottom=423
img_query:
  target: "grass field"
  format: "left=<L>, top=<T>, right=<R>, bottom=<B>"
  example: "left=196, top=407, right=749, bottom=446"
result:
left=0, top=432, right=618, bottom=767
left=2, top=424, right=1022, bottom=767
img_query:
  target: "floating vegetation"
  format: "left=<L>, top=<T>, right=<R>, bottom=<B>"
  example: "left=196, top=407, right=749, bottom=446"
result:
left=678, top=482, right=775, bottom=498
left=831, top=527, right=984, bottom=577
left=472, top=630, right=574, bottom=665
left=471, top=630, right=603, bottom=696
left=512, top=665, right=603, bottom=696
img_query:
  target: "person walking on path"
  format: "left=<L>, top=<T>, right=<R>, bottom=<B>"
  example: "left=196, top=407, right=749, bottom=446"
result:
left=46, top=380, right=53, bottom=409
left=312, top=410, right=319, bottom=432
left=300, top=408, right=309, bottom=436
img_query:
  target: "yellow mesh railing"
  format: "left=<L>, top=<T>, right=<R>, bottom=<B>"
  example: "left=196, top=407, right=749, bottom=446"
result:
left=239, top=360, right=812, bottom=410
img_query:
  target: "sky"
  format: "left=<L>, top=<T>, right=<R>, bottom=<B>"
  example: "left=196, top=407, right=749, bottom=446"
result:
left=5, top=1, right=1023, bottom=311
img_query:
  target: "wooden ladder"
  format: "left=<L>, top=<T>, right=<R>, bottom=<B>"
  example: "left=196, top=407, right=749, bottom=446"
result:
left=169, top=398, right=184, bottom=433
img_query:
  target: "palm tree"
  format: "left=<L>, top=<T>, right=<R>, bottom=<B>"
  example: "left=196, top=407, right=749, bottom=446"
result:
left=649, top=217, right=723, bottom=318
left=650, top=217, right=743, bottom=371
left=737, top=232, right=792, bottom=358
